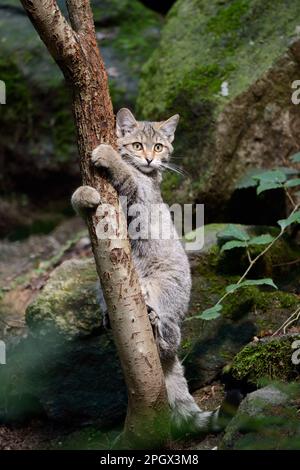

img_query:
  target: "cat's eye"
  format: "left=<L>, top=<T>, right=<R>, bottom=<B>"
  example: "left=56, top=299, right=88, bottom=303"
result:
left=132, top=142, right=143, bottom=151
left=154, top=143, right=163, bottom=152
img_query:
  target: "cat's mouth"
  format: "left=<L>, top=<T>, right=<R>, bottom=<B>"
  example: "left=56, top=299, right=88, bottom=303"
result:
left=139, top=164, right=156, bottom=173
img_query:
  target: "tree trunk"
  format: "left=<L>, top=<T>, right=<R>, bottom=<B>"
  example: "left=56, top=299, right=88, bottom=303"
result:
left=20, top=0, right=169, bottom=448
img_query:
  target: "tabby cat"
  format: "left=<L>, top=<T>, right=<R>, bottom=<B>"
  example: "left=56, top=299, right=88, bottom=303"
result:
left=71, top=108, right=221, bottom=435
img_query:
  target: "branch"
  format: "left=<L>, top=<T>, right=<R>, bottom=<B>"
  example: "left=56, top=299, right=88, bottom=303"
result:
left=19, top=0, right=77, bottom=63
left=66, top=0, right=94, bottom=34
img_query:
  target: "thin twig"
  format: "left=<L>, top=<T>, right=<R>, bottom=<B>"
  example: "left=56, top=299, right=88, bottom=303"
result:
left=272, top=307, right=300, bottom=336
left=273, top=257, right=300, bottom=267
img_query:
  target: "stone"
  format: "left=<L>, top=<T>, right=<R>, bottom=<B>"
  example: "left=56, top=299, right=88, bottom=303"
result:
left=220, top=384, right=300, bottom=449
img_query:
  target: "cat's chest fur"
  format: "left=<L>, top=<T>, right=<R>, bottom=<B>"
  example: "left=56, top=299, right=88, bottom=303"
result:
left=122, top=165, right=183, bottom=278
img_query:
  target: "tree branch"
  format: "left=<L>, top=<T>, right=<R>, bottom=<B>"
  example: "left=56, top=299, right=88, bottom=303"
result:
left=19, top=0, right=77, bottom=64
left=66, top=0, right=94, bottom=34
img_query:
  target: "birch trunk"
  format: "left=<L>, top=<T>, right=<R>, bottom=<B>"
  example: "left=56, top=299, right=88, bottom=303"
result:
left=20, top=0, right=169, bottom=448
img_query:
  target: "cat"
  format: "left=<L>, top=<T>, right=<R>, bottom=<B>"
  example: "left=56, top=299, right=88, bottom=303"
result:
left=71, top=108, right=221, bottom=435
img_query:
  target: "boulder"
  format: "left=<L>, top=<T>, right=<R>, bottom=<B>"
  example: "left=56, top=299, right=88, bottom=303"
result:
left=137, top=0, right=300, bottom=215
left=0, top=258, right=126, bottom=426
left=220, top=384, right=300, bottom=449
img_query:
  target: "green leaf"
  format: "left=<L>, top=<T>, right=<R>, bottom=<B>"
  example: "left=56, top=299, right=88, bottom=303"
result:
left=257, top=181, right=283, bottom=195
left=285, top=178, right=300, bottom=188
left=253, top=169, right=287, bottom=184
left=249, top=234, right=275, bottom=245
left=235, top=170, right=260, bottom=189
left=276, top=166, right=299, bottom=176
left=226, top=278, right=278, bottom=294
left=278, top=210, right=300, bottom=230
left=290, top=152, right=300, bottom=163
left=221, top=240, right=248, bottom=252
left=197, top=304, right=223, bottom=320
left=218, top=224, right=250, bottom=241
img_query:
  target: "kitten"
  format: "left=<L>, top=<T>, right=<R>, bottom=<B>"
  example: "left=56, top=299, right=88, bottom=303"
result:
left=71, top=108, right=220, bottom=435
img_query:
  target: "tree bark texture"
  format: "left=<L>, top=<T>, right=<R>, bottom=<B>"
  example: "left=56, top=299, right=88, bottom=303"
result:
left=20, top=0, right=169, bottom=448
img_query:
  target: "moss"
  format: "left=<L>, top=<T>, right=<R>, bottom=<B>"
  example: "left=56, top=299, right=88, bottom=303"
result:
left=26, top=259, right=101, bottom=339
left=231, top=336, right=300, bottom=384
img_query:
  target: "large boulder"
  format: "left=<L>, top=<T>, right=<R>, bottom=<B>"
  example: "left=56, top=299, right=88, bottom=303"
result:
left=137, top=0, right=300, bottom=214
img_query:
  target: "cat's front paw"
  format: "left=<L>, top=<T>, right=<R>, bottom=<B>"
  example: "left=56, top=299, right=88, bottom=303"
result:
left=91, top=144, right=120, bottom=169
left=71, top=185, right=101, bottom=216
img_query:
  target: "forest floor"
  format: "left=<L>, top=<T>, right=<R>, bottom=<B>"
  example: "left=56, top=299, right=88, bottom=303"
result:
left=0, top=383, right=224, bottom=450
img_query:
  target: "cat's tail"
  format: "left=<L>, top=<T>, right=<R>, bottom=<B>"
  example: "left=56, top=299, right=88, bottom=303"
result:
left=162, top=356, right=239, bottom=437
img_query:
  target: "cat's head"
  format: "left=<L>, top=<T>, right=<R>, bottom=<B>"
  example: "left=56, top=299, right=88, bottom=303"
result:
left=116, top=108, right=179, bottom=174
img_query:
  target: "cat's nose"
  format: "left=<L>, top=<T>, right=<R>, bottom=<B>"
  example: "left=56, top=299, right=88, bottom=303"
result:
left=146, top=158, right=153, bottom=166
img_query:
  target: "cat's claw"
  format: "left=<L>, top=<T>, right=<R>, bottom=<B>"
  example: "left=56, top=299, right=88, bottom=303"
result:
left=102, top=311, right=111, bottom=330
left=141, top=284, right=150, bottom=302
left=147, top=305, right=159, bottom=327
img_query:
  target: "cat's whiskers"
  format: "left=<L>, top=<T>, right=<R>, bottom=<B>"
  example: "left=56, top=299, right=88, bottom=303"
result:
left=159, top=162, right=187, bottom=177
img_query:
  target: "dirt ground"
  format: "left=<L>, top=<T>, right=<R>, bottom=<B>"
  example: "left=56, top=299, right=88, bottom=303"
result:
left=0, top=384, right=224, bottom=450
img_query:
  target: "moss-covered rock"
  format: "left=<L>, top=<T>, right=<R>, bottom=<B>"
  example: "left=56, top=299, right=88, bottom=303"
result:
left=26, top=259, right=102, bottom=339
left=220, top=384, right=300, bottom=449
left=230, top=335, right=300, bottom=385
left=0, top=257, right=126, bottom=426
left=137, top=0, right=300, bottom=210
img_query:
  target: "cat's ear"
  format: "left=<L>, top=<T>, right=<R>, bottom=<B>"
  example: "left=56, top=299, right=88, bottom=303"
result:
left=116, top=108, right=138, bottom=137
left=158, top=114, right=179, bottom=143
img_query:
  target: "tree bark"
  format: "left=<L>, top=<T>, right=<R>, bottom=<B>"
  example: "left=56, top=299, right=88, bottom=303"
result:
left=20, top=0, right=169, bottom=448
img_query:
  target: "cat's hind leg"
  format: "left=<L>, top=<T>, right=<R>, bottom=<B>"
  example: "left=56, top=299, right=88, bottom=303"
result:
left=163, top=356, right=219, bottom=437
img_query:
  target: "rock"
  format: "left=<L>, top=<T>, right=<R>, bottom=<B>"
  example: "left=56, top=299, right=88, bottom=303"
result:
left=220, top=384, right=300, bottom=449
left=229, top=334, right=300, bottom=386
left=137, top=0, right=300, bottom=215
left=0, top=257, right=126, bottom=426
